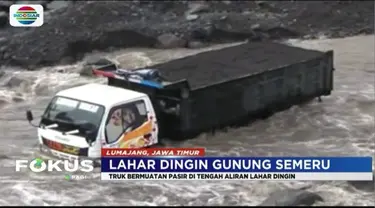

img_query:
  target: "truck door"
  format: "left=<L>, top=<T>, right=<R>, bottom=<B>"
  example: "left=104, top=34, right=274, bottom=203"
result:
left=103, top=99, right=158, bottom=148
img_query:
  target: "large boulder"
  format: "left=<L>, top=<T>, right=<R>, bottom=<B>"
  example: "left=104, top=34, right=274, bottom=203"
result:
left=45, top=1, right=70, bottom=11
left=3, top=76, right=32, bottom=88
left=186, top=2, right=209, bottom=15
left=156, top=33, right=187, bottom=49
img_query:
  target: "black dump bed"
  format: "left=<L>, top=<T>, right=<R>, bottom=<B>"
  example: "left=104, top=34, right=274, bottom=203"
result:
left=151, top=42, right=324, bottom=89
left=96, top=41, right=334, bottom=140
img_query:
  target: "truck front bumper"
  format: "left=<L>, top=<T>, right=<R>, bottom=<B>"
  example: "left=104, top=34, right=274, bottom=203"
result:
left=37, top=144, right=101, bottom=167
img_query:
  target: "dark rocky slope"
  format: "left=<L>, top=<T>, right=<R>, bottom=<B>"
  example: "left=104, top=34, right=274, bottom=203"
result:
left=0, top=0, right=373, bottom=69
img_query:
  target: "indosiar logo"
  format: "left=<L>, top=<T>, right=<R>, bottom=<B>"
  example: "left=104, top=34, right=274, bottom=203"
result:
left=9, top=4, right=44, bottom=27
left=15, top=158, right=94, bottom=173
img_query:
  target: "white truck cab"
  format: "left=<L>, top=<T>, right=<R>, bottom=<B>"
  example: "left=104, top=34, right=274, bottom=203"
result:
left=28, top=83, right=159, bottom=161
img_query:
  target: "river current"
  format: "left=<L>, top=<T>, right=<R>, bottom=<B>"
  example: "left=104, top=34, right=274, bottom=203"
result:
left=0, top=35, right=373, bottom=206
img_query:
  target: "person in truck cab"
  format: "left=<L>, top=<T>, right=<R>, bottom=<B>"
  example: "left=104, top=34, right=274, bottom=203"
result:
left=122, top=103, right=146, bottom=132
left=106, top=108, right=123, bottom=142
left=122, top=107, right=136, bottom=132
left=106, top=103, right=147, bottom=140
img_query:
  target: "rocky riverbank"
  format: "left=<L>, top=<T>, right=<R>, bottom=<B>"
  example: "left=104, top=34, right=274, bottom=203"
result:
left=0, top=0, right=373, bottom=69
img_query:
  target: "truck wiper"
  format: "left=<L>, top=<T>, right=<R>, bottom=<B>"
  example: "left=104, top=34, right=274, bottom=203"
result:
left=62, top=129, right=79, bottom=135
left=45, top=123, right=59, bottom=129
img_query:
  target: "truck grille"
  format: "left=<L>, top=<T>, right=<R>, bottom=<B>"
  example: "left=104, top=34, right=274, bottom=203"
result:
left=42, top=137, right=88, bottom=156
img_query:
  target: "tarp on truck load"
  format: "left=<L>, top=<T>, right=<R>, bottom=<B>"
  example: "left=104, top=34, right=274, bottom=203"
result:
left=150, top=41, right=325, bottom=89
left=96, top=40, right=334, bottom=139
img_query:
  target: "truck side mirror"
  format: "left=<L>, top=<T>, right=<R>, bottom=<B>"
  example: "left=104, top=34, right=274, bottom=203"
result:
left=26, top=110, right=34, bottom=121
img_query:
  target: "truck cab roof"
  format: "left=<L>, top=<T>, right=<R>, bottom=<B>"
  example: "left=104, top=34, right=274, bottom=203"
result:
left=56, top=83, right=147, bottom=108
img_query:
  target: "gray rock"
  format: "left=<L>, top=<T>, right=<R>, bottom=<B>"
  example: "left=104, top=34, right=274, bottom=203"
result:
left=242, top=10, right=252, bottom=15
left=250, top=24, right=299, bottom=39
left=4, top=77, right=30, bottom=88
left=190, top=25, right=216, bottom=41
left=156, top=33, right=186, bottom=49
left=255, top=1, right=271, bottom=8
left=251, top=24, right=261, bottom=30
left=46, top=1, right=70, bottom=11
left=266, top=26, right=300, bottom=39
left=259, top=189, right=323, bottom=206
left=185, top=14, right=199, bottom=21
left=186, top=2, right=209, bottom=15
left=357, top=26, right=373, bottom=35
left=0, top=11, right=7, bottom=28
left=0, top=70, right=5, bottom=78
left=219, top=15, right=227, bottom=21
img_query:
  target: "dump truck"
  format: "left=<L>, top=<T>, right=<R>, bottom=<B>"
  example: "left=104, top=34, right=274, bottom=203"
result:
left=26, top=41, right=334, bottom=161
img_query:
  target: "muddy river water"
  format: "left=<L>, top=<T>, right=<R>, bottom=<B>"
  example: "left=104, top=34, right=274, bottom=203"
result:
left=0, top=35, right=373, bottom=206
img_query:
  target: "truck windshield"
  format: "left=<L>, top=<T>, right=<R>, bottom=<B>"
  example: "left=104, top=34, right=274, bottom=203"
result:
left=41, top=96, right=105, bottom=135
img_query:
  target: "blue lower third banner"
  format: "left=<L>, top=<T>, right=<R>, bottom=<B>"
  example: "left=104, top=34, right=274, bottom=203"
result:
left=100, top=157, right=373, bottom=181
